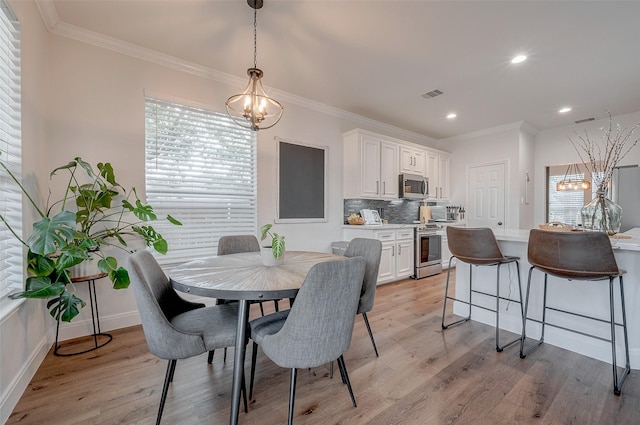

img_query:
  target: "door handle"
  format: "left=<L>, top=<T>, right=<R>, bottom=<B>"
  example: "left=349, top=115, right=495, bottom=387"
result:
left=498, top=221, right=503, bottom=226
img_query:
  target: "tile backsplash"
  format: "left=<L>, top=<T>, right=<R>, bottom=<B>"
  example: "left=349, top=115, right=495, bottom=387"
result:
left=344, top=199, right=437, bottom=224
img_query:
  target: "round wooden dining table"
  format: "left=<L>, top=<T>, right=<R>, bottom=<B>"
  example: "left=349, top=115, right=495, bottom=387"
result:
left=170, top=251, right=345, bottom=425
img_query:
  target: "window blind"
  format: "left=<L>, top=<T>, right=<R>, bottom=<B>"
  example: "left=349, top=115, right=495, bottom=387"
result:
left=547, top=173, right=586, bottom=225
left=0, top=0, right=21, bottom=295
left=144, top=97, right=257, bottom=265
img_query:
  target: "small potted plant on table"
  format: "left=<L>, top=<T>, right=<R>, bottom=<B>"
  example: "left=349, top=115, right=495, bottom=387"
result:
left=260, top=223, right=285, bottom=266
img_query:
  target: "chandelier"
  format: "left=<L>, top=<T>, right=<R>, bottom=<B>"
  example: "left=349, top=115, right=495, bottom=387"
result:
left=556, top=163, right=591, bottom=191
left=225, top=0, right=283, bottom=131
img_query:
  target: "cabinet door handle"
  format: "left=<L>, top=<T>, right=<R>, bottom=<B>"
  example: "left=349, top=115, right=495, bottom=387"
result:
left=382, top=181, right=386, bottom=194
left=376, top=181, right=380, bottom=195
left=398, top=244, right=402, bottom=255
left=391, top=245, right=395, bottom=256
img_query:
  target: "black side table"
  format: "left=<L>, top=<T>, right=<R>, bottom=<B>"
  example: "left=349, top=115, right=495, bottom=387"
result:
left=54, top=272, right=113, bottom=356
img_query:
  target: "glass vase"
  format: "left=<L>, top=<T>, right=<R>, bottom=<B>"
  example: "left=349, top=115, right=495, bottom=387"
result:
left=581, top=191, right=623, bottom=235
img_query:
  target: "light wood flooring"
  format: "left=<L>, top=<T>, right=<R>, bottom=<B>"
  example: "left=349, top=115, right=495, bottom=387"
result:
left=8, top=270, right=640, bottom=425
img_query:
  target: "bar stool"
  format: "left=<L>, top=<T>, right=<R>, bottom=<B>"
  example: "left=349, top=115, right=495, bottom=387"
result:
left=442, top=227, right=524, bottom=352
left=520, top=229, right=630, bottom=395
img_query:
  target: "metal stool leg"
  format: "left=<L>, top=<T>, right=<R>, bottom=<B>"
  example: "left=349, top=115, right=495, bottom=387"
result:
left=495, top=262, right=523, bottom=352
left=442, top=260, right=472, bottom=329
left=611, top=276, right=630, bottom=395
left=520, top=269, right=548, bottom=358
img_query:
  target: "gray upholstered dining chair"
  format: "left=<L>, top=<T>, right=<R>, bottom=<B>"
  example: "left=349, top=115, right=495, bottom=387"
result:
left=248, top=257, right=366, bottom=425
left=128, top=250, right=246, bottom=425
left=344, top=237, right=383, bottom=356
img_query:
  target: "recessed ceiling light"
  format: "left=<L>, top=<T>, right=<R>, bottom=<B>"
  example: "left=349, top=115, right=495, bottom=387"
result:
left=511, top=55, right=527, bottom=64
left=559, top=107, right=572, bottom=113
left=446, top=113, right=457, bottom=119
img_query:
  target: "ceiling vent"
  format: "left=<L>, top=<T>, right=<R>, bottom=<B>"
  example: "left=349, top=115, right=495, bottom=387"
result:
left=575, top=117, right=596, bottom=124
left=422, top=89, right=443, bottom=99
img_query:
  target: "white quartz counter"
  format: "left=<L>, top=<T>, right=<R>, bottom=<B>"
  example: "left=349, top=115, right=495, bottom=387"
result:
left=341, top=223, right=417, bottom=230
left=453, top=227, right=640, bottom=369
left=490, top=227, right=640, bottom=251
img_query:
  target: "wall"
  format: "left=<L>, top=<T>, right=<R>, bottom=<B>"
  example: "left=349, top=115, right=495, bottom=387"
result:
left=0, top=1, right=51, bottom=423
left=437, top=122, right=528, bottom=230
left=533, top=111, right=640, bottom=226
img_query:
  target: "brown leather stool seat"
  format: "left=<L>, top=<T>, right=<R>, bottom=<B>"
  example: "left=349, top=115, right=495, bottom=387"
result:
left=520, top=229, right=630, bottom=395
left=441, top=227, right=524, bottom=352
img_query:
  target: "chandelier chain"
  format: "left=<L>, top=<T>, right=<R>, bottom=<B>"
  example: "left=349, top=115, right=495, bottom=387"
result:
left=253, top=7, right=257, bottom=68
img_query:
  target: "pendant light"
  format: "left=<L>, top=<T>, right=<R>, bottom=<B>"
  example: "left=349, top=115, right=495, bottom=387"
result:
left=226, top=0, right=283, bottom=131
left=556, top=163, right=591, bottom=191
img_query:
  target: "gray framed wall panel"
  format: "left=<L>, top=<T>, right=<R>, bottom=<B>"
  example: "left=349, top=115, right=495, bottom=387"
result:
left=276, top=138, right=328, bottom=222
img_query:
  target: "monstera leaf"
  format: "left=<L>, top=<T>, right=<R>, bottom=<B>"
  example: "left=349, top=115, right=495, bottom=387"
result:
left=26, top=211, right=77, bottom=256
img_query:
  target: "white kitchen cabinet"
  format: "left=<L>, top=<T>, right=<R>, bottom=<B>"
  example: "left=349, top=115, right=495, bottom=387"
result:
left=426, top=150, right=450, bottom=200
left=343, top=130, right=399, bottom=199
left=399, top=145, right=426, bottom=176
left=395, top=232, right=414, bottom=278
left=343, top=226, right=414, bottom=284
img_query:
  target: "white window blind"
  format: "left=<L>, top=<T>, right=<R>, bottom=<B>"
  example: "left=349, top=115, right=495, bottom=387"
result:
left=145, top=97, right=257, bottom=265
left=0, top=0, right=21, bottom=295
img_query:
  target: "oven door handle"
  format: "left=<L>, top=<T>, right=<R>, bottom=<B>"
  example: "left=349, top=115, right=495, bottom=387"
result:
left=421, top=179, right=427, bottom=196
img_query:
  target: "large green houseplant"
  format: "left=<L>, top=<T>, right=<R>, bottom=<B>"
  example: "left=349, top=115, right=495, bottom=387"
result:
left=0, top=156, right=181, bottom=322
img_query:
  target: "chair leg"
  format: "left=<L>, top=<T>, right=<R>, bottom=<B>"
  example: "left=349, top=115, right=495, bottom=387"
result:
left=610, top=276, right=630, bottom=395
left=241, top=370, right=248, bottom=413
left=442, top=261, right=472, bottom=329
left=329, top=360, right=334, bottom=379
left=336, top=355, right=357, bottom=408
left=274, top=299, right=280, bottom=312
left=288, top=368, right=297, bottom=425
left=207, top=350, right=214, bottom=364
left=157, top=359, right=176, bottom=425
left=249, top=341, right=258, bottom=400
left=361, top=312, right=379, bottom=357
left=520, top=268, right=547, bottom=358
left=495, top=262, right=523, bottom=352
left=224, top=347, right=227, bottom=363
left=167, top=358, right=177, bottom=383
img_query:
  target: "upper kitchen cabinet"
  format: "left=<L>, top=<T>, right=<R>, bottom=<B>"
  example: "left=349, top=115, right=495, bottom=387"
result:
left=426, top=150, right=450, bottom=200
left=343, top=129, right=399, bottom=199
left=399, top=145, right=426, bottom=176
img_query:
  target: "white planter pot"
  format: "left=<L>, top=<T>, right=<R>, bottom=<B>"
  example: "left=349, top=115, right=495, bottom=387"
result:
left=261, top=247, right=284, bottom=266
left=69, top=250, right=102, bottom=279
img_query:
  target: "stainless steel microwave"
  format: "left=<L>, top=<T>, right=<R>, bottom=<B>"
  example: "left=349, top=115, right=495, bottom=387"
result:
left=400, top=174, right=428, bottom=199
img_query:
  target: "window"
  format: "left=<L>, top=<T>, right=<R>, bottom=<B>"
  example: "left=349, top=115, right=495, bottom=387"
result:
left=0, top=0, right=21, bottom=296
left=145, top=97, right=257, bottom=265
left=546, top=164, right=602, bottom=226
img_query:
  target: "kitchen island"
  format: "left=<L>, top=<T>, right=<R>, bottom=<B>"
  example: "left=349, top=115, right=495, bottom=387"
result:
left=452, top=228, right=640, bottom=369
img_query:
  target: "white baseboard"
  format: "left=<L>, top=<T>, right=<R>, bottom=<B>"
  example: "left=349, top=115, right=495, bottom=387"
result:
left=56, top=310, right=141, bottom=342
left=0, top=334, right=49, bottom=425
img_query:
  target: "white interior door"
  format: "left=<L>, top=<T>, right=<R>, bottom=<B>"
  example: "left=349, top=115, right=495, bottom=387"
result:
left=468, top=162, right=506, bottom=228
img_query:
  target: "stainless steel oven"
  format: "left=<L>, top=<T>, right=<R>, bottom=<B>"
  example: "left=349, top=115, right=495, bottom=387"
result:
left=414, top=225, right=443, bottom=279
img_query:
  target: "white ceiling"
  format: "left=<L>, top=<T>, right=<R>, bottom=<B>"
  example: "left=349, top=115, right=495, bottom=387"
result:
left=42, top=0, right=640, bottom=140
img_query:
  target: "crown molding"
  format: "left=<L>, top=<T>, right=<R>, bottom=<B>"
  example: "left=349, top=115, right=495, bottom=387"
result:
left=35, top=0, right=59, bottom=29
left=439, top=120, right=538, bottom=143
left=35, top=2, right=434, bottom=145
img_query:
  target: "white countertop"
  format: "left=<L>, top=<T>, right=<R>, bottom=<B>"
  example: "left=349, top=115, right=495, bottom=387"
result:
left=342, top=223, right=417, bottom=230
left=492, top=227, right=640, bottom=251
